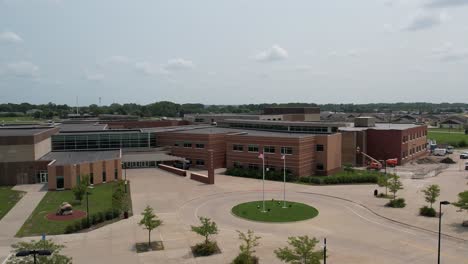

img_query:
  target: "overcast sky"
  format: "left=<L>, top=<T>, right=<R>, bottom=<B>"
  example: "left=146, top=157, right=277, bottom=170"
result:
left=1, top=0, right=468, bottom=106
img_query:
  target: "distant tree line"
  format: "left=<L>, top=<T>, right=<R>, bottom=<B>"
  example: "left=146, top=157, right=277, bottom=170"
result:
left=0, top=101, right=466, bottom=119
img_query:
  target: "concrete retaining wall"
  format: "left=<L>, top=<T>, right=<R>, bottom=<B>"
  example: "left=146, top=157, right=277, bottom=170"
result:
left=158, top=164, right=186, bottom=176
left=190, top=172, right=210, bottom=184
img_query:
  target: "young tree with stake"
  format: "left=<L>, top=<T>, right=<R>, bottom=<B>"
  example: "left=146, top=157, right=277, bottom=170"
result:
left=138, top=206, right=162, bottom=248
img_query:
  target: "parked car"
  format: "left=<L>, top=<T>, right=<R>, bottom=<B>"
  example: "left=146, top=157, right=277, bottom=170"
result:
left=446, top=146, right=454, bottom=154
left=460, top=152, right=468, bottom=159
left=173, top=161, right=190, bottom=170
left=433, top=148, right=447, bottom=156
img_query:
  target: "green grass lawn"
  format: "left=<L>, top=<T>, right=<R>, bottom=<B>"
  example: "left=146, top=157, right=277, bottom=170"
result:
left=232, top=200, right=318, bottom=223
left=17, top=181, right=131, bottom=237
left=428, top=131, right=468, bottom=148
left=0, top=187, right=25, bottom=220
left=0, top=116, right=42, bottom=122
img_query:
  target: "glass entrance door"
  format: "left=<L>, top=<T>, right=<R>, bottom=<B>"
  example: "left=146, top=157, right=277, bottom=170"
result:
left=39, top=171, right=48, bottom=183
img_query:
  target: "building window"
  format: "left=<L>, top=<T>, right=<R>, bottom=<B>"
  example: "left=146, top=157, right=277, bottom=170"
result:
left=316, top=144, right=324, bottom=152
left=90, top=173, right=94, bottom=185
left=264, top=146, right=275, bottom=153
left=174, top=142, right=179, bottom=147
left=248, top=145, right=259, bottom=152
left=76, top=175, right=80, bottom=185
left=281, top=147, right=293, bottom=155
left=316, top=163, right=324, bottom=171
left=248, top=164, right=259, bottom=170
left=196, top=143, right=205, bottom=149
left=195, top=159, right=205, bottom=166
left=233, top=161, right=243, bottom=168
left=114, top=168, right=118, bottom=180
left=102, top=171, right=106, bottom=182
left=183, top=142, right=192, bottom=148
left=233, top=144, right=244, bottom=151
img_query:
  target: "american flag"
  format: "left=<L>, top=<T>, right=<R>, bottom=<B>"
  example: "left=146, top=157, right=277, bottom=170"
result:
left=258, top=153, right=264, bottom=159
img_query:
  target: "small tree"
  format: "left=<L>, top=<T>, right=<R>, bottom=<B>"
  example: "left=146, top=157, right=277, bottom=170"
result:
left=377, top=174, right=389, bottom=196
left=191, top=217, right=218, bottom=245
left=422, top=184, right=440, bottom=209
left=7, top=239, right=72, bottom=264
left=138, top=206, right=162, bottom=248
left=274, top=236, right=322, bottom=264
left=232, top=230, right=261, bottom=264
left=388, top=174, right=403, bottom=200
left=112, top=184, right=125, bottom=213
left=453, top=191, right=468, bottom=226
left=72, top=174, right=89, bottom=204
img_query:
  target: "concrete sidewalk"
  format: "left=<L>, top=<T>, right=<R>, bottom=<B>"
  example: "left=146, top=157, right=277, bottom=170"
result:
left=0, top=184, right=47, bottom=263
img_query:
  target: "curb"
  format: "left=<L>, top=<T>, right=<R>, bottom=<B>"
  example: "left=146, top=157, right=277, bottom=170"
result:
left=297, top=191, right=467, bottom=243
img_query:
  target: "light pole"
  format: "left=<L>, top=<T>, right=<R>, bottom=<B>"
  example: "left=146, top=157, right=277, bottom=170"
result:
left=16, top=250, right=52, bottom=264
left=282, top=154, right=287, bottom=208
left=258, top=152, right=266, bottom=213
left=86, top=186, right=92, bottom=227
left=323, top=237, right=327, bottom=264
left=438, top=201, right=450, bottom=264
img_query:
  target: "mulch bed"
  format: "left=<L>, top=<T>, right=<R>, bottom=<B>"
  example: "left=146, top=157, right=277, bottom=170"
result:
left=46, top=210, right=87, bottom=221
left=135, top=241, right=164, bottom=253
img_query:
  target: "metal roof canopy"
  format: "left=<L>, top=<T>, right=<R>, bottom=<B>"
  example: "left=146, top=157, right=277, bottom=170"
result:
left=122, top=151, right=187, bottom=162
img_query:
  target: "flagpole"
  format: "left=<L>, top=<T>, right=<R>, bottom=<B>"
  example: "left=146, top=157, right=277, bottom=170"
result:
left=262, top=153, right=266, bottom=213
left=283, top=155, right=287, bottom=208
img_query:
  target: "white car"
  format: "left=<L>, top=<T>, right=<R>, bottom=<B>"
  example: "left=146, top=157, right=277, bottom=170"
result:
left=460, top=152, right=468, bottom=159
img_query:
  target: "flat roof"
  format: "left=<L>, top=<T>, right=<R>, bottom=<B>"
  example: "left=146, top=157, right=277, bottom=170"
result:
left=122, top=151, right=186, bottom=162
left=0, top=126, right=56, bottom=137
left=141, top=125, right=212, bottom=133
left=219, top=119, right=347, bottom=127
left=40, top=150, right=121, bottom=165
left=339, top=123, right=423, bottom=131
left=57, top=129, right=144, bottom=135
left=57, top=123, right=108, bottom=132
left=172, top=127, right=315, bottom=138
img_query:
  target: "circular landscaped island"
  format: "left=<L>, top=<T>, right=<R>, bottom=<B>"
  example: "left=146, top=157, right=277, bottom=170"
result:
left=232, top=200, right=319, bottom=223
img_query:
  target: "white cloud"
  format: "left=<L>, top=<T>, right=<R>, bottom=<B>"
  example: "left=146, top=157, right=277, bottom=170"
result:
left=3, top=61, right=39, bottom=77
left=163, top=58, right=195, bottom=71
left=402, top=11, right=449, bottom=31
left=134, top=62, right=167, bottom=76
left=327, top=49, right=364, bottom=57
left=429, top=42, right=468, bottom=62
left=0, top=31, right=23, bottom=43
left=425, top=0, right=468, bottom=8
left=254, top=45, right=289, bottom=62
left=84, top=70, right=104, bottom=81
left=107, top=55, right=130, bottom=64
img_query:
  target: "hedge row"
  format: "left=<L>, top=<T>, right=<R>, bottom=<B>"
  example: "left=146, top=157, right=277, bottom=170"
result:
left=225, top=168, right=295, bottom=182
left=226, top=167, right=380, bottom=185
left=298, top=173, right=379, bottom=185
left=65, top=209, right=120, bottom=234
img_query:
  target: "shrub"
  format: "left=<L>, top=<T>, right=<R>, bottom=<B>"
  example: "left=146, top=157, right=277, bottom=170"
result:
left=90, top=214, right=98, bottom=225
left=97, top=211, right=105, bottom=223
left=458, top=140, right=467, bottom=148
left=64, top=225, right=75, bottom=234
left=74, top=220, right=82, bottom=231
left=226, top=168, right=295, bottom=182
left=105, top=210, right=114, bottom=220
left=420, top=206, right=436, bottom=217
left=192, top=241, right=219, bottom=257
left=81, top=218, right=90, bottom=229
left=232, top=252, right=259, bottom=264
left=386, top=198, right=406, bottom=208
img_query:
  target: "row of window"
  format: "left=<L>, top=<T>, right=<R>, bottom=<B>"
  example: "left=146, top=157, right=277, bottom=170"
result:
left=232, top=144, right=324, bottom=154
left=184, top=158, right=205, bottom=166
left=76, top=169, right=119, bottom=185
left=52, top=133, right=156, bottom=151
left=222, top=122, right=336, bottom=134
left=402, top=130, right=427, bottom=143
left=174, top=142, right=205, bottom=149
left=402, top=144, right=427, bottom=158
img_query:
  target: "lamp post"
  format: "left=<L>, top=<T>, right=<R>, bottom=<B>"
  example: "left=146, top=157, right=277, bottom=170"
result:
left=86, top=186, right=92, bottom=227
left=323, top=237, right=327, bottom=264
left=438, top=201, right=450, bottom=264
left=282, top=154, right=287, bottom=208
left=16, top=250, right=52, bottom=264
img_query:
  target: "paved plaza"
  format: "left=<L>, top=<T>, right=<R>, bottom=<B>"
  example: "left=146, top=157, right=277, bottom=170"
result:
left=1, top=159, right=467, bottom=263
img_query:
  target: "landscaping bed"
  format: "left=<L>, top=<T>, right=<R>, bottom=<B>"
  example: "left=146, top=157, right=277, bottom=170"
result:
left=298, top=171, right=381, bottom=185
left=17, top=181, right=132, bottom=237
